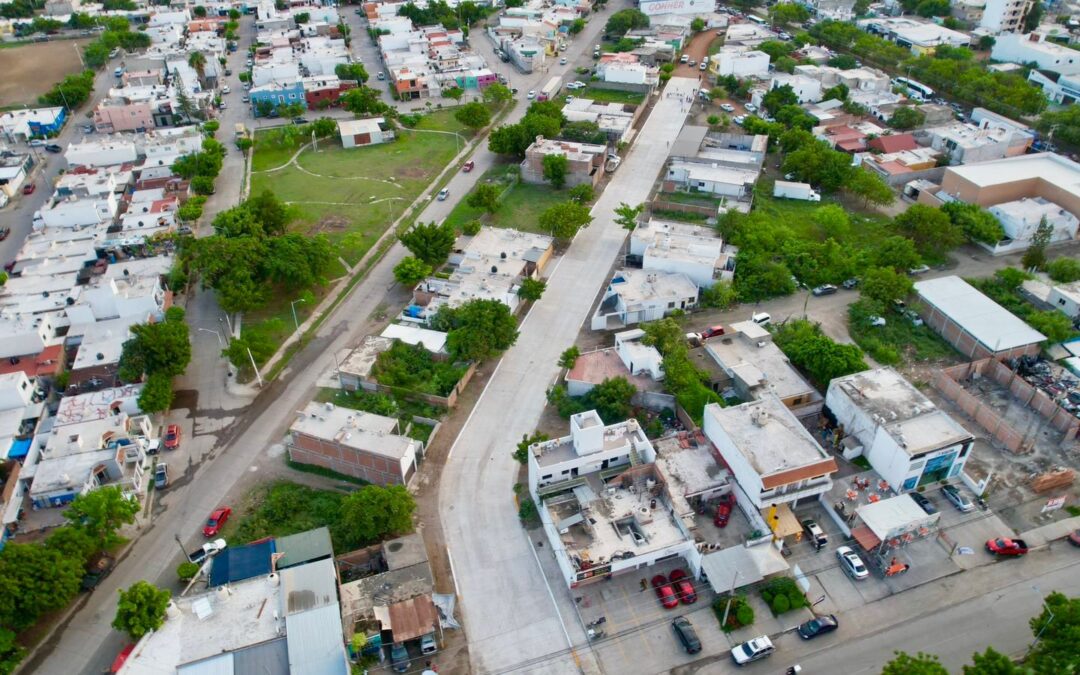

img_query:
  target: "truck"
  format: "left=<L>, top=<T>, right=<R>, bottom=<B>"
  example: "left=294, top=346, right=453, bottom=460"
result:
left=235, top=122, right=249, bottom=139
left=81, top=552, right=115, bottom=591
left=538, top=76, right=561, bottom=102
left=773, top=180, right=821, bottom=202
left=985, top=537, right=1029, bottom=557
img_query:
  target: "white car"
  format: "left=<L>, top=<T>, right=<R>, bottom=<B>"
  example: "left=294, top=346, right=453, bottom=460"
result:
left=222, top=85, right=231, bottom=94
left=699, top=61, right=708, bottom=71
left=437, top=188, right=450, bottom=201
left=566, top=81, right=586, bottom=91
left=744, top=103, right=758, bottom=113
left=559, top=57, right=567, bottom=65
left=720, top=103, right=735, bottom=112
left=565, top=95, right=574, bottom=103
left=836, top=546, right=869, bottom=580
left=730, top=636, right=775, bottom=665
left=527, top=90, right=536, bottom=99
left=733, top=115, right=746, bottom=126
left=187, top=538, right=227, bottom=565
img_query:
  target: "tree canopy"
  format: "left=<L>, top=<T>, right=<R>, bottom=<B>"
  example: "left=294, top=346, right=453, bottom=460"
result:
left=773, top=319, right=868, bottom=387
left=539, top=201, right=593, bottom=241
left=0, top=543, right=83, bottom=631
left=941, top=201, right=1005, bottom=244
left=542, top=154, right=569, bottom=189
left=399, top=221, right=457, bottom=266
left=63, top=486, right=140, bottom=550
left=455, top=101, right=491, bottom=129
left=605, top=8, right=648, bottom=36
left=435, top=299, right=519, bottom=361
left=118, top=306, right=192, bottom=383
left=892, top=204, right=964, bottom=260
left=113, top=582, right=171, bottom=641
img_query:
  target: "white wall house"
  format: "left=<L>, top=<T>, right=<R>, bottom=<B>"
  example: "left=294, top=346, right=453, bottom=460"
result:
left=992, top=32, right=1080, bottom=75
left=985, top=196, right=1080, bottom=255
left=710, top=47, right=770, bottom=78
left=591, top=269, right=698, bottom=331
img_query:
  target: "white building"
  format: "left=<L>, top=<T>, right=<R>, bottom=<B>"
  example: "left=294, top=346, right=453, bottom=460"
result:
left=987, top=197, right=1080, bottom=254
left=591, top=269, right=699, bottom=331
left=992, top=32, right=1080, bottom=75
left=665, top=160, right=759, bottom=198
left=338, top=118, right=395, bottom=148
left=826, top=368, right=975, bottom=492
left=596, top=54, right=654, bottom=85
left=766, top=74, right=823, bottom=104
left=710, top=46, right=770, bottom=78
left=629, top=217, right=735, bottom=287
left=981, top=0, right=1036, bottom=33
left=64, top=139, right=139, bottom=168
left=860, top=17, right=973, bottom=52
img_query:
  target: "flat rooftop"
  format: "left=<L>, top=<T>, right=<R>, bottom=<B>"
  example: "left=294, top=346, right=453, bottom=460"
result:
left=565, top=348, right=664, bottom=391
left=531, top=417, right=649, bottom=469
left=704, top=331, right=819, bottom=402
left=291, top=402, right=415, bottom=461
left=53, top=384, right=143, bottom=427
left=915, top=275, right=1046, bottom=351
left=653, top=434, right=729, bottom=520
left=608, top=269, right=697, bottom=307
left=946, top=152, right=1080, bottom=195
left=670, top=160, right=759, bottom=187
left=705, top=396, right=833, bottom=478
left=338, top=335, right=393, bottom=378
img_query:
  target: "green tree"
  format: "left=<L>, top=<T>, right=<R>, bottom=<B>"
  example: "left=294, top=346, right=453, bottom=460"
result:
left=63, top=486, right=140, bottom=550
left=769, top=2, right=809, bottom=26
left=437, top=299, right=519, bottom=361
left=585, top=377, right=636, bottom=424
left=762, top=84, right=799, bottom=114
left=1027, top=310, right=1075, bottom=342
left=558, top=346, right=580, bottom=369
left=393, top=256, right=432, bottom=287
left=462, top=219, right=483, bottom=236
left=1046, top=257, right=1080, bottom=282
left=539, top=201, right=593, bottom=241
left=246, top=189, right=290, bottom=236
left=845, top=169, right=894, bottom=207
left=690, top=17, right=706, bottom=31
left=773, top=319, right=868, bottom=387
left=518, top=277, right=546, bottom=301
left=0, top=544, right=82, bottom=631
left=112, top=581, right=171, bottom=641
left=873, top=236, right=922, bottom=271
left=192, top=5, right=207, bottom=16
left=513, top=431, right=549, bottom=463
left=860, top=267, right=914, bottom=304
left=339, top=485, right=415, bottom=547
left=1026, top=591, right=1080, bottom=673
left=190, top=176, right=215, bottom=195
left=962, top=647, right=1020, bottom=674
left=569, top=183, right=594, bottom=203
left=177, top=562, right=199, bottom=581
left=467, top=183, right=501, bottom=213
left=782, top=140, right=853, bottom=193
left=699, top=281, right=738, bottom=309
left=1024, top=0, right=1044, bottom=31
left=44, top=526, right=96, bottom=564
left=614, top=202, right=644, bottom=231
left=335, top=62, right=369, bottom=83
left=995, top=266, right=1032, bottom=290
left=488, top=123, right=532, bottom=156
left=455, top=101, right=491, bottom=129
left=569, top=17, right=586, bottom=34
left=443, top=85, right=464, bottom=101
left=137, top=372, right=174, bottom=413
left=399, top=221, right=456, bottom=266
left=187, top=51, right=207, bottom=80
left=84, top=41, right=111, bottom=69
left=1021, top=217, right=1054, bottom=271
left=187, top=236, right=269, bottom=312
left=888, top=106, right=927, bottom=130
left=340, top=87, right=390, bottom=116
left=482, top=83, right=513, bottom=105
left=605, top=8, right=649, bottom=36
left=0, top=627, right=26, bottom=675
left=881, top=651, right=949, bottom=675
left=542, top=153, right=569, bottom=188
left=822, top=83, right=850, bottom=102
left=117, top=306, right=192, bottom=382
left=892, top=204, right=964, bottom=258
left=941, top=201, right=1004, bottom=244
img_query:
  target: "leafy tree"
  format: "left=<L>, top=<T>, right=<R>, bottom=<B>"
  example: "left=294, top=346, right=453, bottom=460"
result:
left=962, top=647, right=1019, bottom=675
left=192, top=5, right=207, bottom=16
left=822, top=83, right=849, bottom=102
left=467, top=183, right=501, bottom=213
left=264, top=233, right=333, bottom=290
left=978, top=34, right=996, bottom=50
left=941, top=201, right=1004, bottom=244
left=1026, top=591, right=1080, bottom=673
left=873, top=236, right=922, bottom=271
left=605, top=8, right=649, bottom=36
left=779, top=128, right=815, bottom=154
left=569, top=17, right=586, bottom=34
left=84, top=40, right=111, bottom=69
left=393, top=256, right=432, bottom=287
left=488, top=123, right=532, bottom=157
left=774, top=319, right=868, bottom=387
left=436, top=299, right=519, bottom=361
left=881, top=651, right=949, bottom=675
left=138, top=372, right=174, bottom=413
left=860, top=267, right=913, bottom=304
left=1022, top=218, right=1054, bottom=271
left=690, top=17, right=706, bottom=31
left=335, top=62, right=369, bottom=83
left=455, top=101, right=490, bottom=129
left=892, top=204, right=964, bottom=258
left=443, top=85, right=464, bottom=101
left=888, top=106, right=927, bottom=130
left=0, top=627, right=25, bottom=675
left=587, top=377, right=637, bottom=424
left=845, top=169, right=894, bottom=207
left=542, top=154, right=569, bottom=189
left=188, top=236, right=269, bottom=312
left=113, top=582, right=171, bottom=641
left=190, top=175, right=215, bottom=196
left=518, top=277, right=546, bottom=301
left=769, top=1, right=810, bottom=25
left=400, top=221, right=456, bottom=266
left=614, top=202, right=644, bottom=231
left=1024, top=0, right=1044, bottom=31
left=558, top=346, right=580, bottom=369
left=734, top=253, right=796, bottom=301
left=188, top=51, right=207, bottom=80
left=539, top=201, right=593, bottom=241
left=762, top=84, right=799, bottom=114
left=1027, top=310, right=1075, bottom=342
left=462, top=219, right=483, bottom=236
left=39, top=70, right=96, bottom=109
left=699, top=281, right=738, bottom=309
left=1046, top=257, right=1080, bottom=283
left=569, top=183, right=594, bottom=203
left=340, top=87, right=390, bottom=116
left=774, top=104, right=817, bottom=131
left=782, top=140, right=853, bottom=192
left=0, top=544, right=82, bottom=630
left=527, top=100, right=567, bottom=124
left=513, top=431, right=549, bottom=464
left=118, top=306, right=192, bottom=382
left=995, top=266, right=1032, bottom=290
left=64, top=486, right=140, bottom=550
left=44, top=526, right=96, bottom=564
left=482, top=83, right=513, bottom=105
left=177, top=196, right=207, bottom=224
left=339, top=485, right=416, bottom=547
left=177, top=562, right=199, bottom=581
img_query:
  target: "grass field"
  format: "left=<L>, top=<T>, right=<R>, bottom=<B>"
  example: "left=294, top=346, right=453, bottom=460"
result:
left=443, top=165, right=571, bottom=235
left=0, top=39, right=92, bottom=107
left=751, top=193, right=894, bottom=249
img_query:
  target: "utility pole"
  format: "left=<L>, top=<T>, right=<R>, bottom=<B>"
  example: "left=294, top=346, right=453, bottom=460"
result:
left=247, top=347, right=263, bottom=387
left=720, top=570, right=741, bottom=629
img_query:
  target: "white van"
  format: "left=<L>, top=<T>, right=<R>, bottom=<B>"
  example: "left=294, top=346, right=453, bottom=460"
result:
left=751, top=312, right=771, bottom=326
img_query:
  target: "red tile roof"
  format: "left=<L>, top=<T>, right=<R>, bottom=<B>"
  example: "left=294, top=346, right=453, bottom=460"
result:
left=0, top=344, right=64, bottom=378
left=869, top=133, right=917, bottom=153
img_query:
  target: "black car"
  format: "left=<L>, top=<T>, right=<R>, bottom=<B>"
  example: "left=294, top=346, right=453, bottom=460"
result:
left=44, top=144, right=63, bottom=153
left=672, top=616, right=701, bottom=654
left=292, top=117, right=310, bottom=125
left=797, top=614, right=839, bottom=640
left=909, top=491, right=938, bottom=515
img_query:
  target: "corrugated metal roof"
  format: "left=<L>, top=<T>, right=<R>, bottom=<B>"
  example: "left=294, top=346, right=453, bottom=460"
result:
left=208, top=540, right=275, bottom=588
left=285, top=604, right=349, bottom=675
left=275, top=527, right=333, bottom=570
left=281, top=558, right=339, bottom=616
left=915, top=276, right=1047, bottom=351
left=386, top=595, right=438, bottom=643
left=178, top=639, right=289, bottom=675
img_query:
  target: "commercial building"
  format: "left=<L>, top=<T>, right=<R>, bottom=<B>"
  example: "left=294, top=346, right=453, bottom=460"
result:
left=826, top=368, right=975, bottom=492
left=709, top=46, right=770, bottom=78
left=860, top=17, right=972, bottom=53
left=915, top=275, right=1047, bottom=358
left=992, top=32, right=1080, bottom=74
left=937, top=153, right=1080, bottom=217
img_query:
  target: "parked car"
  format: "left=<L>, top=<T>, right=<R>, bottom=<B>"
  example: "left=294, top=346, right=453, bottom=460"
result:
left=909, top=491, right=938, bottom=515
left=836, top=546, right=870, bottom=580
left=842, top=277, right=859, bottom=289
left=0, top=228, right=9, bottom=241
left=222, top=85, right=231, bottom=94
left=714, top=493, right=734, bottom=528
left=527, top=90, right=536, bottom=99
left=802, top=519, right=828, bottom=550
left=224, top=68, right=232, bottom=76
left=909, top=264, right=930, bottom=275
left=390, top=643, right=409, bottom=673
left=292, top=117, right=309, bottom=125
left=751, top=311, right=771, bottom=326
left=567, top=81, right=587, bottom=90
left=81, top=552, right=116, bottom=591
left=44, top=144, right=62, bottom=153
left=891, top=298, right=907, bottom=312
left=986, top=537, right=1029, bottom=557
left=377, top=72, right=386, bottom=80
left=241, top=94, right=249, bottom=103
left=672, top=616, right=701, bottom=654
left=1068, top=529, right=1080, bottom=547
left=164, top=424, right=181, bottom=450
left=669, top=569, right=697, bottom=604
left=109, top=47, right=120, bottom=58
left=420, top=633, right=437, bottom=655
left=559, top=57, right=567, bottom=65
left=797, top=614, right=839, bottom=640
left=868, top=315, right=887, bottom=327
left=154, top=463, right=168, bottom=489
left=22, top=182, right=35, bottom=195
left=462, top=160, right=475, bottom=173
left=688, top=59, right=697, bottom=67
left=203, top=507, right=232, bottom=537
left=812, top=284, right=837, bottom=296
left=730, top=635, right=774, bottom=665
left=744, top=103, right=758, bottom=113
left=680, top=54, right=690, bottom=64
left=437, top=188, right=450, bottom=201
left=719, top=103, right=735, bottom=112
left=651, top=574, right=679, bottom=609
left=701, top=324, right=725, bottom=339
left=565, top=95, right=574, bottom=103
left=699, top=61, right=708, bottom=71
left=906, top=310, right=924, bottom=327
left=942, top=484, right=975, bottom=513
left=188, top=538, right=227, bottom=565
left=733, top=115, right=746, bottom=126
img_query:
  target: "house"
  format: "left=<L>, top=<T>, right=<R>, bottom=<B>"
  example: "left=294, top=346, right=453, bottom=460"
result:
left=596, top=53, right=656, bottom=85
left=0, top=154, right=33, bottom=199
left=0, top=107, right=66, bottom=142
left=665, top=160, right=759, bottom=198
left=810, top=0, right=856, bottom=20
left=918, top=119, right=1034, bottom=164
left=520, top=137, right=606, bottom=188
left=93, top=97, right=157, bottom=134
left=793, top=64, right=892, bottom=93
left=118, top=557, right=349, bottom=675
left=64, top=139, right=139, bottom=169
left=915, top=275, right=1047, bottom=357
left=862, top=147, right=942, bottom=183
left=561, top=98, right=636, bottom=143
left=591, top=269, right=699, bottom=331
left=1047, top=281, right=1080, bottom=319
left=249, top=81, right=308, bottom=116
left=766, top=74, right=823, bottom=103
left=985, top=197, right=1079, bottom=254
left=709, top=46, right=770, bottom=78
left=826, top=368, right=975, bottom=492
left=565, top=329, right=666, bottom=398
left=868, top=133, right=918, bottom=154
left=338, top=118, right=395, bottom=148
left=992, top=32, right=1080, bottom=74
left=629, top=217, right=736, bottom=287
left=287, top=401, right=421, bottom=486
left=1028, top=69, right=1080, bottom=105
left=702, top=395, right=837, bottom=510
left=698, top=321, right=823, bottom=418
left=67, top=314, right=147, bottom=388
left=303, top=75, right=358, bottom=109
left=529, top=412, right=700, bottom=588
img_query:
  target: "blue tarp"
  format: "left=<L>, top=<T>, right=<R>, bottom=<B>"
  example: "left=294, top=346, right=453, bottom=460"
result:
left=209, top=539, right=275, bottom=587
left=7, top=439, right=30, bottom=460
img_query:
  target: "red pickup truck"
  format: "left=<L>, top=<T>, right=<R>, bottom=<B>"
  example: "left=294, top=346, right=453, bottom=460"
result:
left=986, top=537, right=1029, bottom=556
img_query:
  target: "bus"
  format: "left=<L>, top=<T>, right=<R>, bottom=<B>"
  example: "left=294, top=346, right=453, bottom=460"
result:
left=747, top=14, right=768, bottom=26
left=538, top=76, right=561, bottom=101
left=891, top=76, right=934, bottom=102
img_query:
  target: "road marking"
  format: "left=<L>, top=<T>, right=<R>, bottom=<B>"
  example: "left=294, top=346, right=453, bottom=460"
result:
left=446, top=548, right=460, bottom=597
left=526, top=531, right=577, bottom=664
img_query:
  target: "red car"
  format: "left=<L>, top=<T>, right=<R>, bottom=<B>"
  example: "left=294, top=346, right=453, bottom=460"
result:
left=713, top=493, right=735, bottom=528
left=651, top=574, right=679, bottom=609
left=462, top=160, right=475, bottom=172
left=669, top=569, right=697, bottom=604
left=22, top=182, right=35, bottom=195
left=1069, top=529, right=1080, bottom=547
left=164, top=424, right=181, bottom=450
left=985, top=537, right=1029, bottom=557
left=203, top=507, right=232, bottom=537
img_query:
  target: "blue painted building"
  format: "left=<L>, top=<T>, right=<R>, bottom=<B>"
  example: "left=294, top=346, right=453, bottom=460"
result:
left=249, top=81, right=306, bottom=117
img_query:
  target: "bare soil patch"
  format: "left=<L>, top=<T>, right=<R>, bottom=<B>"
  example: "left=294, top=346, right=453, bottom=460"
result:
left=0, top=39, right=92, bottom=108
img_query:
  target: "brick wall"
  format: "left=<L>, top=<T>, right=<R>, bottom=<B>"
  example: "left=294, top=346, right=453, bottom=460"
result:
left=287, top=433, right=410, bottom=485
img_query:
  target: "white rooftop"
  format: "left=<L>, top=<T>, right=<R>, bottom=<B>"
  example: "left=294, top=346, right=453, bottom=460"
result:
left=290, top=402, right=416, bottom=462
left=946, top=152, right=1080, bottom=197
left=856, top=493, right=940, bottom=540
left=915, top=275, right=1047, bottom=350
left=704, top=396, right=831, bottom=476
left=608, top=269, right=698, bottom=307
left=379, top=324, right=447, bottom=353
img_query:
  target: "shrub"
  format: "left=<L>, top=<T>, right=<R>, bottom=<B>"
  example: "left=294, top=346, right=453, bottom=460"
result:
left=771, top=594, right=790, bottom=614
left=462, top=219, right=482, bottom=236
left=177, top=562, right=199, bottom=581
left=760, top=577, right=807, bottom=615
left=736, top=603, right=754, bottom=627
left=713, top=595, right=754, bottom=632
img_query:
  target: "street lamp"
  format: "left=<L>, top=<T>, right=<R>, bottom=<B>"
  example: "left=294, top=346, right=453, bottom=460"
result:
left=291, top=297, right=306, bottom=330
left=1027, top=585, right=1056, bottom=656
left=197, top=327, right=224, bottom=347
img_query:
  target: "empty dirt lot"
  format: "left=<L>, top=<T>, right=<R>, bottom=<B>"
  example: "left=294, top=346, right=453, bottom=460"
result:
left=0, top=39, right=91, bottom=108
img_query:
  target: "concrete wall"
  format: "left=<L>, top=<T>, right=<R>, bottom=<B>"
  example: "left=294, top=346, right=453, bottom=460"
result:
left=287, top=432, right=417, bottom=486
left=919, top=301, right=1043, bottom=361
left=346, top=361, right=477, bottom=408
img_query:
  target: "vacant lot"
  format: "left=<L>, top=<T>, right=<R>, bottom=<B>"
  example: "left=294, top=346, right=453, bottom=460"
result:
left=0, top=39, right=92, bottom=108
left=443, top=165, right=570, bottom=235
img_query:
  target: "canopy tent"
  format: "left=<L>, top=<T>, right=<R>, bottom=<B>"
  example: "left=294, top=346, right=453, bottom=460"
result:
left=700, top=543, right=789, bottom=589
left=856, top=494, right=939, bottom=543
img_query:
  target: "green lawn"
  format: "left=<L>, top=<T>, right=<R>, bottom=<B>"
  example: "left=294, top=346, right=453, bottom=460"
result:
left=579, top=86, right=646, bottom=106
left=443, top=165, right=570, bottom=235
left=751, top=193, right=894, bottom=249
left=848, top=299, right=960, bottom=367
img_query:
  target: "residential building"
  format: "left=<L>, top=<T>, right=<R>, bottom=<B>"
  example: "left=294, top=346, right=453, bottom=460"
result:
left=596, top=53, right=656, bottom=85
left=860, top=17, right=973, bottom=53
left=565, top=329, right=667, bottom=398
left=862, top=146, right=942, bottom=183
left=810, top=0, right=857, bottom=20
left=918, top=119, right=1033, bottom=164
left=709, top=46, right=770, bottom=78
left=338, top=118, right=395, bottom=148
left=993, top=32, right=1080, bottom=73
left=303, top=75, right=358, bottom=109
left=981, top=0, right=1037, bottom=33
left=725, top=23, right=778, bottom=46
left=629, top=217, right=736, bottom=287
left=952, top=0, right=986, bottom=26
left=287, top=401, right=421, bottom=486
left=591, top=269, right=699, bottom=330
left=984, top=196, right=1080, bottom=254
left=793, top=64, right=893, bottom=93
left=766, top=74, right=823, bottom=103
left=1021, top=278, right=1080, bottom=319
left=0, top=107, right=65, bottom=142
left=1028, top=69, right=1080, bottom=104
left=249, top=81, right=308, bottom=116
left=520, top=137, right=606, bottom=188
left=702, top=395, right=837, bottom=510
left=67, top=314, right=147, bottom=388
left=699, top=321, right=823, bottom=418
left=64, top=139, right=139, bottom=168
left=93, top=97, right=157, bottom=134
left=664, top=159, right=759, bottom=198
left=561, top=98, right=636, bottom=142
left=0, top=154, right=32, bottom=198
left=826, top=368, right=975, bottom=491
left=664, top=128, right=767, bottom=202
left=915, top=275, right=1047, bottom=357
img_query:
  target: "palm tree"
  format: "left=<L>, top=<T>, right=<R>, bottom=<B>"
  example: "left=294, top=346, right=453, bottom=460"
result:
left=188, top=51, right=207, bottom=82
